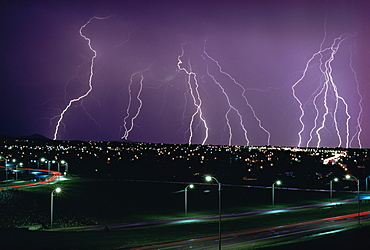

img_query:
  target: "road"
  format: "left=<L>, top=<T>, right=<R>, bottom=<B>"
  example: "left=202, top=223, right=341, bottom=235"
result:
left=53, top=195, right=368, bottom=249
left=130, top=211, right=370, bottom=249
left=55, top=197, right=355, bottom=232
left=0, top=166, right=62, bottom=189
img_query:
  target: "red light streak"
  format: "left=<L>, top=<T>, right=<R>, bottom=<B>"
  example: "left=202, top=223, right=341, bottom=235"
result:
left=0, top=166, right=62, bottom=189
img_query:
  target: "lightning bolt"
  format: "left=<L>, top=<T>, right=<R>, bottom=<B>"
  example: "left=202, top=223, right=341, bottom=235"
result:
left=292, top=47, right=329, bottom=147
left=53, top=16, right=111, bottom=140
left=316, top=34, right=353, bottom=148
left=292, top=32, right=355, bottom=148
left=202, top=41, right=271, bottom=146
left=177, top=78, right=193, bottom=142
left=49, top=13, right=362, bottom=147
left=121, top=68, right=149, bottom=140
left=203, top=55, right=249, bottom=145
left=177, top=42, right=209, bottom=145
left=349, top=44, right=363, bottom=148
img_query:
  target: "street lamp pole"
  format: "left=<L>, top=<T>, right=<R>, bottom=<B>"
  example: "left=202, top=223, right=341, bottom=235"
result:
left=0, top=157, right=8, bottom=188
left=41, top=158, right=50, bottom=172
left=52, top=160, right=60, bottom=173
left=206, top=176, right=221, bottom=250
left=15, top=162, right=23, bottom=181
left=185, top=184, right=194, bottom=216
left=41, top=158, right=51, bottom=184
left=51, top=187, right=61, bottom=228
left=11, top=159, right=16, bottom=181
left=346, top=175, right=360, bottom=225
left=52, top=160, right=61, bottom=181
left=330, top=178, right=339, bottom=201
left=61, top=160, right=68, bottom=176
left=272, top=180, right=282, bottom=207
left=366, top=176, right=370, bottom=191
left=5, top=158, right=8, bottom=188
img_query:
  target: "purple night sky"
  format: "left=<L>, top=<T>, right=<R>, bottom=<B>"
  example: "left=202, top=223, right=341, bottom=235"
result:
left=1, top=0, right=369, bottom=148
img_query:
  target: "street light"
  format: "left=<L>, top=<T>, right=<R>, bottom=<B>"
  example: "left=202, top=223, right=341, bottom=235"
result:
left=185, top=184, right=194, bottom=216
left=52, top=160, right=61, bottom=181
left=330, top=177, right=339, bottom=201
left=346, top=174, right=360, bottom=225
left=205, top=175, right=221, bottom=250
left=61, top=160, right=68, bottom=176
left=40, top=158, right=50, bottom=172
left=51, top=187, right=61, bottom=228
left=272, top=180, right=282, bottom=207
left=366, top=176, right=370, bottom=191
left=0, top=156, right=8, bottom=188
left=15, top=162, right=23, bottom=180
left=41, top=158, right=51, bottom=184
left=0, top=156, right=7, bottom=165
left=11, top=159, right=16, bottom=181
left=52, top=160, right=60, bottom=173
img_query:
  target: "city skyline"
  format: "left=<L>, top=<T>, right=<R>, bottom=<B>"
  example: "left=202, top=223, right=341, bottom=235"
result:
left=1, top=0, right=369, bottom=148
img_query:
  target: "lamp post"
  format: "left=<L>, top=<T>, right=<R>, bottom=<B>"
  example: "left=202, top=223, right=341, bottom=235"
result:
left=0, top=156, right=8, bottom=188
left=330, top=177, right=339, bottom=201
left=40, top=158, right=50, bottom=172
left=346, top=175, right=360, bottom=225
left=0, top=156, right=7, bottom=166
left=52, top=160, right=60, bottom=173
left=205, top=175, right=221, bottom=250
left=15, top=162, right=23, bottom=180
left=185, top=184, right=194, bottom=216
left=10, top=159, right=16, bottom=182
left=51, top=187, right=61, bottom=228
left=61, top=160, right=68, bottom=176
left=52, top=160, right=61, bottom=181
left=41, top=158, right=51, bottom=184
left=366, top=176, right=370, bottom=191
left=272, top=180, right=282, bottom=207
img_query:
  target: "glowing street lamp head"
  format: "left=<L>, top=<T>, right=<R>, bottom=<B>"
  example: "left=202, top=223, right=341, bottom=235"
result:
left=41, top=158, right=46, bottom=162
left=61, top=160, right=66, bottom=164
left=55, top=187, right=61, bottom=193
left=345, top=175, right=351, bottom=179
left=189, top=184, right=194, bottom=189
left=333, top=177, right=339, bottom=182
left=205, top=176, right=212, bottom=182
left=275, top=180, right=282, bottom=185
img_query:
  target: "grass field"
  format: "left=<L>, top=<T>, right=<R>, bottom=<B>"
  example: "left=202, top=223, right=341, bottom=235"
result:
left=1, top=178, right=369, bottom=249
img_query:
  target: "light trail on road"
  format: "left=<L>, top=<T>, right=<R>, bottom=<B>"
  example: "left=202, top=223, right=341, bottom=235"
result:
left=0, top=166, right=62, bottom=189
left=130, top=211, right=370, bottom=249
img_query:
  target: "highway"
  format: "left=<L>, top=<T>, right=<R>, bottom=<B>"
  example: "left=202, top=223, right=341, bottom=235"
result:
left=52, top=193, right=368, bottom=249
left=130, top=211, right=370, bottom=249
